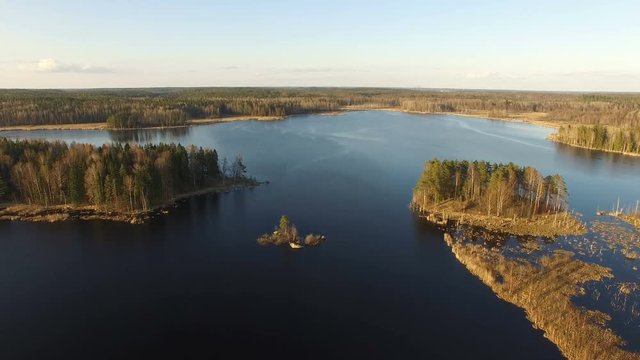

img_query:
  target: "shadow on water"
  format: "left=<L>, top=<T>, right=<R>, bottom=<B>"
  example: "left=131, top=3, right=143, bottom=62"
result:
left=108, top=127, right=192, bottom=143
left=554, top=141, right=640, bottom=168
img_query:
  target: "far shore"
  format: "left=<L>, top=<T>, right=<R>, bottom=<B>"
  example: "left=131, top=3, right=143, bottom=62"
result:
left=547, top=133, right=640, bottom=158
left=3, top=108, right=639, bottom=157
left=0, top=107, right=561, bottom=132
left=0, top=178, right=260, bottom=224
left=0, top=115, right=286, bottom=132
left=343, top=106, right=562, bottom=129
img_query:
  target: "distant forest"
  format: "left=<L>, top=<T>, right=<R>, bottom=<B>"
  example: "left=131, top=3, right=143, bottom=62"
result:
left=412, top=159, right=568, bottom=218
left=553, top=125, right=640, bottom=154
left=2, top=88, right=639, bottom=154
left=0, top=139, right=248, bottom=211
left=2, top=88, right=640, bottom=128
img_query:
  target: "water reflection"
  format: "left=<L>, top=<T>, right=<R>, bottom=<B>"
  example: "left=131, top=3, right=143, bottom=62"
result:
left=108, top=127, right=191, bottom=143
left=554, top=142, right=639, bottom=168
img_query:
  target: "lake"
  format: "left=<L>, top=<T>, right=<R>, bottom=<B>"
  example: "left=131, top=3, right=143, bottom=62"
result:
left=1, top=111, right=639, bottom=359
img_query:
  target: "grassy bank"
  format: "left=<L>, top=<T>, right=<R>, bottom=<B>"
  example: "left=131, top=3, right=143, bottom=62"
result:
left=618, top=214, right=640, bottom=230
left=417, top=203, right=585, bottom=237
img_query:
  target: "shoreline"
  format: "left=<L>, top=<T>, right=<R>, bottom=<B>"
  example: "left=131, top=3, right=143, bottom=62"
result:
left=0, top=107, right=560, bottom=132
left=548, top=134, right=640, bottom=157
left=0, top=115, right=287, bottom=132
left=413, top=204, right=586, bottom=238
left=423, top=211, right=585, bottom=237
left=0, top=179, right=260, bottom=224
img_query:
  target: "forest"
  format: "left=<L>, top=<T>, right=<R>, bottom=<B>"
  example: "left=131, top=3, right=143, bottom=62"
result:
left=0, top=138, right=249, bottom=212
left=412, top=159, right=568, bottom=218
left=2, top=88, right=640, bottom=129
left=0, top=88, right=356, bottom=128
left=552, top=124, right=640, bottom=154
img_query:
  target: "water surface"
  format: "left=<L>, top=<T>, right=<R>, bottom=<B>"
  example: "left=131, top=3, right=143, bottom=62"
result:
left=2, top=111, right=640, bottom=358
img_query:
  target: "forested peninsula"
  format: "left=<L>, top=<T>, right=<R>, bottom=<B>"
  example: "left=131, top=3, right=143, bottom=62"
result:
left=1, top=88, right=639, bottom=155
left=0, top=139, right=256, bottom=223
left=550, top=124, right=640, bottom=156
left=411, top=159, right=584, bottom=237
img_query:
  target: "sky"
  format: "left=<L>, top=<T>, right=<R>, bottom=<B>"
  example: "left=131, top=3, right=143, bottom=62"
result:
left=1, top=0, right=639, bottom=91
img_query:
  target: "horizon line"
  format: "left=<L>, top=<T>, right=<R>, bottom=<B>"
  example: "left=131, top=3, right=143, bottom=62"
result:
left=1, top=85, right=639, bottom=95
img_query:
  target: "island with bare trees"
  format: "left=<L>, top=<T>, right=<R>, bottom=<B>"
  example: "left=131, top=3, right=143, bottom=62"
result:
left=411, top=159, right=585, bottom=237
left=0, top=138, right=256, bottom=223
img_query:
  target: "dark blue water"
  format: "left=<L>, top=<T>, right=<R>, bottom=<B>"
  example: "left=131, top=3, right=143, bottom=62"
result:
left=2, top=111, right=639, bottom=359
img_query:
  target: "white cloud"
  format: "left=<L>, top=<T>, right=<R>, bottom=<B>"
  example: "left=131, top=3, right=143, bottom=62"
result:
left=18, top=58, right=113, bottom=73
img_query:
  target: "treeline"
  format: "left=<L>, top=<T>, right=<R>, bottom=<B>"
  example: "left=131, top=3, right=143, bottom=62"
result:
left=553, top=125, right=640, bottom=154
left=0, top=139, right=248, bottom=211
left=2, top=88, right=640, bottom=128
left=399, top=92, right=640, bottom=128
left=412, top=159, right=568, bottom=218
left=0, top=88, right=388, bottom=128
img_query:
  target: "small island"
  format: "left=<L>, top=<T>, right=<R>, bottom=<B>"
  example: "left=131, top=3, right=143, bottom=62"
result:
left=411, top=159, right=585, bottom=237
left=0, top=138, right=257, bottom=223
left=257, top=215, right=325, bottom=248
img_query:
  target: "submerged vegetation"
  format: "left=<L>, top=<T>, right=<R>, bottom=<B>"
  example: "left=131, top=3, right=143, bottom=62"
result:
left=257, top=215, right=325, bottom=248
left=0, top=138, right=254, bottom=222
left=619, top=214, right=640, bottom=230
left=411, top=159, right=584, bottom=236
left=617, top=206, right=640, bottom=230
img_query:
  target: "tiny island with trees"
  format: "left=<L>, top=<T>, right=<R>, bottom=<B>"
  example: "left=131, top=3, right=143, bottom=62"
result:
left=411, top=159, right=585, bottom=237
left=0, top=138, right=256, bottom=223
left=257, top=215, right=326, bottom=249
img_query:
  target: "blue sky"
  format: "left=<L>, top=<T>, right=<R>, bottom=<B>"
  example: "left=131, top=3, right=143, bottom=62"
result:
left=1, top=0, right=639, bottom=90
